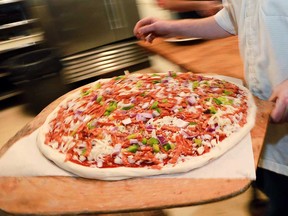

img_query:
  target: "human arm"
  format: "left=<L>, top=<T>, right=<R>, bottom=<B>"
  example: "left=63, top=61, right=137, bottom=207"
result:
left=134, top=16, right=233, bottom=43
left=269, top=79, right=288, bottom=123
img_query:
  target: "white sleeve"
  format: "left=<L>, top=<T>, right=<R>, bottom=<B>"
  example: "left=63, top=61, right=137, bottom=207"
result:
left=214, top=4, right=237, bottom=35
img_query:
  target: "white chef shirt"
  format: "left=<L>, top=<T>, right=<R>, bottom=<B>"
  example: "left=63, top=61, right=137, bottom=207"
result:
left=214, top=0, right=288, bottom=176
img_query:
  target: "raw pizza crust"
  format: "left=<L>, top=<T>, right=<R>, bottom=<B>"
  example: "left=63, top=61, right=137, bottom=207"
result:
left=37, top=73, right=257, bottom=180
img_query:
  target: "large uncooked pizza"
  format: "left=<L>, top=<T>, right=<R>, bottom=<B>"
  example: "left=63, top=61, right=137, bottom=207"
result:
left=37, top=72, right=257, bottom=180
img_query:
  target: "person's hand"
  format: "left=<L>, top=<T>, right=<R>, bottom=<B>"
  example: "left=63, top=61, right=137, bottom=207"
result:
left=269, top=79, right=288, bottom=123
left=134, top=17, right=176, bottom=43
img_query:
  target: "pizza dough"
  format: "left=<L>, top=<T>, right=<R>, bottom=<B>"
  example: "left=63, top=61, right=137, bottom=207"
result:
left=37, top=72, right=257, bottom=180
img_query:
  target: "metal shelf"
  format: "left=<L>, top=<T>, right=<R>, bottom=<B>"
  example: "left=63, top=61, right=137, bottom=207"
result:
left=0, top=19, right=38, bottom=30
left=0, top=89, right=22, bottom=101
left=0, top=72, right=9, bottom=78
left=0, top=0, right=40, bottom=102
left=0, top=32, right=44, bottom=54
left=0, top=0, right=23, bottom=6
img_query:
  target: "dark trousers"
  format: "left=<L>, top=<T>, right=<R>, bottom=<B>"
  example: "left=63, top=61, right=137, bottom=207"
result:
left=255, top=168, right=288, bottom=216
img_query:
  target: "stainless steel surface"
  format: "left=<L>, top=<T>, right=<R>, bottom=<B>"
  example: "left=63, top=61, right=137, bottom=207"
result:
left=27, top=0, right=148, bottom=84
left=28, top=0, right=140, bottom=57
left=62, top=41, right=148, bottom=83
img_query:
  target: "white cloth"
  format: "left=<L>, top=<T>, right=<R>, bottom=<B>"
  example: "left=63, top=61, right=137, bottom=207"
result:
left=0, top=128, right=256, bottom=179
left=215, top=0, right=288, bottom=176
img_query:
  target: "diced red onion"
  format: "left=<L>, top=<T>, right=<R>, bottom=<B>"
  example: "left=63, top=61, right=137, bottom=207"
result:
left=91, top=94, right=98, bottom=101
left=87, top=101, right=94, bottom=107
left=129, top=112, right=137, bottom=118
left=129, top=139, right=139, bottom=144
left=157, top=135, right=166, bottom=145
left=187, top=96, right=196, bottom=105
left=141, top=113, right=153, bottom=119
left=111, top=126, right=118, bottom=131
left=172, top=106, right=180, bottom=113
left=183, top=80, right=189, bottom=87
left=206, top=127, right=215, bottom=132
left=146, top=124, right=154, bottom=132
left=104, top=88, right=112, bottom=94
left=76, top=110, right=83, bottom=115
left=136, top=113, right=153, bottom=122
left=113, top=144, right=122, bottom=154
left=130, top=97, right=136, bottom=103
left=120, top=110, right=127, bottom=114
left=105, top=98, right=113, bottom=103
left=136, top=114, right=146, bottom=122
left=180, top=130, right=195, bottom=139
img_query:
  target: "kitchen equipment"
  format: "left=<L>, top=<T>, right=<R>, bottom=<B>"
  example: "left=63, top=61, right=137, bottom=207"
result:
left=0, top=0, right=44, bottom=101
left=27, top=0, right=149, bottom=84
left=4, top=48, right=67, bottom=113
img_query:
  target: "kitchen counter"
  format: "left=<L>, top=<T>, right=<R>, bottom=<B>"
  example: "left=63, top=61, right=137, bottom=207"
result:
left=0, top=36, right=273, bottom=215
left=138, top=36, right=244, bottom=80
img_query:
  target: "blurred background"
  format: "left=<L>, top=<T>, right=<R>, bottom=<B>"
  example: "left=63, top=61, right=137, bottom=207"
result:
left=0, top=0, right=180, bottom=111
left=0, top=1, right=267, bottom=215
